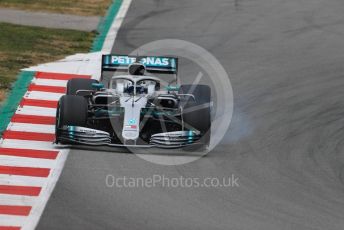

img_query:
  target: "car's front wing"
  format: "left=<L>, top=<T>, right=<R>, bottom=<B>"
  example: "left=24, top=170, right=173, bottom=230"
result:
left=56, top=126, right=204, bottom=149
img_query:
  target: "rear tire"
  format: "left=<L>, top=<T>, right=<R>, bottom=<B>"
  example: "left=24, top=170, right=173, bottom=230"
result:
left=55, top=95, right=88, bottom=143
left=179, top=84, right=211, bottom=145
left=66, top=78, right=98, bottom=95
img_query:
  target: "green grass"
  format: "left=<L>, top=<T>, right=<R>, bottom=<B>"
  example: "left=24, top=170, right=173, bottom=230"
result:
left=0, top=0, right=112, bottom=16
left=0, top=22, right=95, bottom=102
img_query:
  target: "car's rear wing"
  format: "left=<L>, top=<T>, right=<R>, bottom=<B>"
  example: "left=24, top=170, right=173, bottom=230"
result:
left=101, top=54, right=178, bottom=74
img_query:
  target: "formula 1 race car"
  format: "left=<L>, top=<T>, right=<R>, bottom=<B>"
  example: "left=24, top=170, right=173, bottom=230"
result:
left=55, top=54, right=211, bottom=149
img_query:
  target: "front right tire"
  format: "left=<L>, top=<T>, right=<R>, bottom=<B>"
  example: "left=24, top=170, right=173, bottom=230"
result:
left=179, top=84, right=211, bottom=145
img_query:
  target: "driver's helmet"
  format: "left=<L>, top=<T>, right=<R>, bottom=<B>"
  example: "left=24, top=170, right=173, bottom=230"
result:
left=128, top=62, right=146, bottom=76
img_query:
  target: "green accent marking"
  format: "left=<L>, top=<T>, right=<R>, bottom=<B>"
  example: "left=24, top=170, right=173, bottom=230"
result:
left=106, top=55, right=111, bottom=64
left=92, top=82, right=105, bottom=89
left=91, top=0, right=123, bottom=52
left=0, top=71, right=35, bottom=137
left=68, top=126, right=75, bottom=139
left=188, top=130, right=193, bottom=143
left=165, top=85, right=180, bottom=91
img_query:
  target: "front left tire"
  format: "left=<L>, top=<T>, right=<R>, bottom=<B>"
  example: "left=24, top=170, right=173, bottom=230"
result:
left=55, top=95, right=88, bottom=143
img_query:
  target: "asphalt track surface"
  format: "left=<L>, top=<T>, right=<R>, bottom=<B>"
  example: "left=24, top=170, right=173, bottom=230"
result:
left=37, top=0, right=344, bottom=229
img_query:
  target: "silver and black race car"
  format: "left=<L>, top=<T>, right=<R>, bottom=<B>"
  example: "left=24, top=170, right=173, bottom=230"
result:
left=55, top=54, right=211, bottom=149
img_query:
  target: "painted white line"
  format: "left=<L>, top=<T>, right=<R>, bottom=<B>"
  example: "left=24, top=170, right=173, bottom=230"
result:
left=0, top=194, right=37, bottom=206
left=0, top=215, right=27, bottom=227
left=0, top=145, right=57, bottom=152
left=8, top=123, right=55, bottom=134
left=0, top=155, right=56, bottom=168
left=24, top=91, right=63, bottom=101
left=16, top=106, right=56, bottom=117
left=33, top=78, right=68, bottom=87
left=0, top=139, right=55, bottom=150
left=0, top=175, right=46, bottom=187
left=25, top=52, right=101, bottom=78
left=101, top=0, right=133, bottom=53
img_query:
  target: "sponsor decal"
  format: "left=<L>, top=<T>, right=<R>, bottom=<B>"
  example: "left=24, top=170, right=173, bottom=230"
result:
left=111, top=56, right=170, bottom=67
left=125, top=119, right=137, bottom=129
